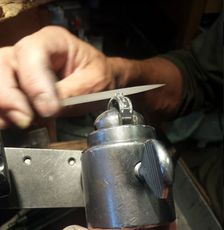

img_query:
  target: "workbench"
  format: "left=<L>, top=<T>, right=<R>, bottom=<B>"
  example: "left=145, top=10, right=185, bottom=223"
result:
left=0, top=0, right=55, bottom=21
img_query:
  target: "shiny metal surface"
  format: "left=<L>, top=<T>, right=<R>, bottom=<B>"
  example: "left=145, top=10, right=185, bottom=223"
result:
left=0, top=133, right=10, bottom=197
left=137, top=140, right=173, bottom=199
left=62, top=84, right=164, bottom=106
left=82, top=141, right=175, bottom=228
left=83, top=94, right=175, bottom=228
left=87, top=125, right=156, bottom=147
left=0, top=148, right=83, bottom=208
left=94, top=108, right=121, bottom=129
left=108, top=93, right=133, bottom=124
left=0, top=148, right=221, bottom=230
left=94, top=109, right=144, bottom=130
left=152, top=139, right=173, bottom=186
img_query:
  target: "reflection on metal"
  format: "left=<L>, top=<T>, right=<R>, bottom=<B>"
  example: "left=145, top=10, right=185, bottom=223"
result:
left=82, top=94, right=175, bottom=228
left=136, top=139, right=173, bottom=199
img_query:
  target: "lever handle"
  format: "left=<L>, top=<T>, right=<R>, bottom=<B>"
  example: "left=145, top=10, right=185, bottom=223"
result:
left=0, top=133, right=10, bottom=197
left=136, top=139, right=173, bottom=199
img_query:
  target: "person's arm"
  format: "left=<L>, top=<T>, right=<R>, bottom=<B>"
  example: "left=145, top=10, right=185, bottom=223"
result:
left=0, top=26, right=183, bottom=129
left=108, top=56, right=183, bottom=119
left=0, top=26, right=116, bottom=129
left=109, top=13, right=223, bottom=120
left=0, top=14, right=221, bottom=129
left=158, top=13, right=223, bottom=116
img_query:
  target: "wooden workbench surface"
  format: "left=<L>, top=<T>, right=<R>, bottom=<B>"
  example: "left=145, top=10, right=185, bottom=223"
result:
left=0, top=0, right=55, bottom=21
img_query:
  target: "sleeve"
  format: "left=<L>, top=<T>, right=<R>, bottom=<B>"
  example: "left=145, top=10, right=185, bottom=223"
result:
left=160, top=13, right=223, bottom=116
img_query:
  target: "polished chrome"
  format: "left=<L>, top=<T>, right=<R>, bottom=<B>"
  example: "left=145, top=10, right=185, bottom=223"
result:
left=94, top=109, right=144, bottom=130
left=151, top=139, right=173, bottom=187
left=134, top=161, right=142, bottom=178
left=94, top=93, right=144, bottom=130
left=87, top=125, right=155, bottom=147
left=94, top=108, right=121, bottom=129
left=82, top=94, right=175, bottom=228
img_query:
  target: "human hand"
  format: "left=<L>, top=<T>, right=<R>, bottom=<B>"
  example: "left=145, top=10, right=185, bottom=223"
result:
left=0, top=26, right=116, bottom=129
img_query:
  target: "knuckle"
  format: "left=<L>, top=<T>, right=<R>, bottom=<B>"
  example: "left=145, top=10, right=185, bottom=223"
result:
left=20, top=73, right=54, bottom=101
left=0, top=47, right=14, bottom=65
left=15, top=36, right=32, bottom=52
left=15, top=37, right=43, bottom=62
left=40, top=25, right=68, bottom=34
left=15, top=42, right=31, bottom=61
left=21, top=77, right=44, bottom=97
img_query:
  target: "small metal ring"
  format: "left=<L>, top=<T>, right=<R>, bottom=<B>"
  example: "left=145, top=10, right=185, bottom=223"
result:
left=108, top=93, right=133, bottom=124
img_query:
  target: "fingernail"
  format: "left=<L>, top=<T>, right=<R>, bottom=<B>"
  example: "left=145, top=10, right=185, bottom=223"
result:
left=8, top=111, right=32, bottom=129
left=35, top=93, right=60, bottom=117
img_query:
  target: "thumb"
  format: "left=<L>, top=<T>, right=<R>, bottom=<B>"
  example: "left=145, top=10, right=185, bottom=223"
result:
left=63, top=225, right=87, bottom=230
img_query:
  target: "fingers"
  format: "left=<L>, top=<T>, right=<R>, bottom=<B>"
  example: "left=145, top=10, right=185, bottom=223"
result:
left=0, top=88, right=33, bottom=128
left=56, top=69, right=102, bottom=99
left=0, top=26, right=82, bottom=128
left=13, top=26, right=82, bottom=117
left=57, top=59, right=114, bottom=99
left=0, top=25, right=115, bottom=129
left=15, top=41, right=60, bottom=117
left=0, top=47, right=33, bottom=129
left=63, top=225, right=87, bottom=230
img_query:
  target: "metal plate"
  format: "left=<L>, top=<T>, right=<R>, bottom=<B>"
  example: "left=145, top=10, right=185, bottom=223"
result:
left=0, top=148, right=83, bottom=208
left=0, top=148, right=221, bottom=229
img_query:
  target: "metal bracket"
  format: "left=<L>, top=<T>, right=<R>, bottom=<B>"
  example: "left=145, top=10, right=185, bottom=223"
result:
left=0, top=148, right=83, bottom=208
left=0, top=148, right=222, bottom=230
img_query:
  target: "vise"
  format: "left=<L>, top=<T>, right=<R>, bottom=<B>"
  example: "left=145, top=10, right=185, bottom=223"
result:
left=0, top=93, right=175, bottom=229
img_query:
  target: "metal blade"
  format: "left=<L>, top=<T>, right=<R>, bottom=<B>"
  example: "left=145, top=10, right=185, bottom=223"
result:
left=62, top=84, right=164, bottom=107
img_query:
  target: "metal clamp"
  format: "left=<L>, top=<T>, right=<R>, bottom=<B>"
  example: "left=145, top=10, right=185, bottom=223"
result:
left=108, top=93, right=133, bottom=124
left=135, top=139, right=173, bottom=199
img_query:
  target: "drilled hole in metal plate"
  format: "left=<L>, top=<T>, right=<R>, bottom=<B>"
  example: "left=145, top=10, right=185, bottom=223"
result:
left=23, top=156, right=32, bottom=165
left=68, top=157, right=76, bottom=166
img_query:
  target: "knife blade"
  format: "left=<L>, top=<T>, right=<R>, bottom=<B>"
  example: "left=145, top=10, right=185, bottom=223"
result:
left=62, top=84, right=164, bottom=107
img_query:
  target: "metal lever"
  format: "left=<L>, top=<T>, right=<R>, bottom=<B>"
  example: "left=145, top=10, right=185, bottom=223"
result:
left=135, top=139, right=173, bottom=199
left=0, top=133, right=10, bottom=197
